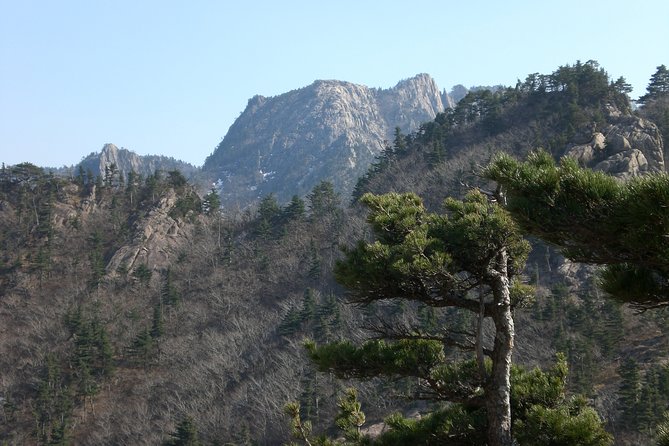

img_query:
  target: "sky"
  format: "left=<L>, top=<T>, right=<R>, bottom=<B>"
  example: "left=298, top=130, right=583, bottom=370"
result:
left=1, top=0, right=668, bottom=168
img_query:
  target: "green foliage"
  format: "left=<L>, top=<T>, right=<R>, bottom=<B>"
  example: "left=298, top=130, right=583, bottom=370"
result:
left=34, top=307, right=114, bottom=445
left=202, top=188, right=221, bottom=215
left=616, top=358, right=639, bottom=425
left=365, top=356, right=609, bottom=446
left=151, top=303, right=165, bottom=339
left=485, top=150, right=669, bottom=309
left=306, top=338, right=445, bottom=380
left=65, top=306, right=115, bottom=382
left=510, top=353, right=568, bottom=416
left=278, top=307, right=302, bottom=337
left=335, top=388, right=366, bottom=442
left=392, top=127, right=407, bottom=155
left=335, top=191, right=529, bottom=307
left=617, top=360, right=669, bottom=434
left=278, top=289, right=342, bottom=341
left=88, top=231, right=107, bottom=288
left=656, top=411, right=669, bottom=446
left=303, top=189, right=612, bottom=445
left=285, top=402, right=321, bottom=446
left=639, top=65, right=669, bottom=105
left=307, top=242, right=322, bottom=281
left=373, top=406, right=486, bottom=446
left=514, top=396, right=613, bottom=446
left=254, top=193, right=282, bottom=239
left=258, top=193, right=281, bottom=221
left=11, top=162, right=45, bottom=177
left=284, top=388, right=368, bottom=446
left=167, top=170, right=188, bottom=189
left=322, top=191, right=533, bottom=445
left=164, top=416, right=202, bottom=446
left=161, top=268, right=181, bottom=306
left=284, top=195, right=307, bottom=221
left=132, top=264, right=152, bottom=284
left=170, top=190, right=202, bottom=219
left=125, top=169, right=140, bottom=205
left=33, top=355, right=73, bottom=445
left=308, top=181, right=341, bottom=217
left=128, top=326, right=155, bottom=367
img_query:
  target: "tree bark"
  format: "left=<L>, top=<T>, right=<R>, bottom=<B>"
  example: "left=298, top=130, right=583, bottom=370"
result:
left=486, top=249, right=514, bottom=446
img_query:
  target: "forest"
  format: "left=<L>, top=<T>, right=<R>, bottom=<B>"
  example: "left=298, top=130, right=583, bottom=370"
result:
left=1, top=62, right=669, bottom=445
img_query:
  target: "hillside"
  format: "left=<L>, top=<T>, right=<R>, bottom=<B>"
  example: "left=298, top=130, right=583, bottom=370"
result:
left=1, top=61, right=669, bottom=445
left=202, top=74, right=453, bottom=208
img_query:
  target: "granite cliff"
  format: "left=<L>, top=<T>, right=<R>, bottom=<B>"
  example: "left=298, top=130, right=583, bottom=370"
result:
left=203, top=74, right=453, bottom=208
left=78, top=143, right=200, bottom=181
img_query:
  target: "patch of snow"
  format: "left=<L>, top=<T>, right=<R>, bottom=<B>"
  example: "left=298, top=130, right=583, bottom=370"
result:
left=260, top=170, right=276, bottom=181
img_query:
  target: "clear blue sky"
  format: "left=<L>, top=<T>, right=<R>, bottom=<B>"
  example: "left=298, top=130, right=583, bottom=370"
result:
left=1, top=0, right=667, bottom=167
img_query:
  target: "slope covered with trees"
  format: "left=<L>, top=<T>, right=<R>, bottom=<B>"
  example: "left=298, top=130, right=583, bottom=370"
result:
left=1, top=61, right=668, bottom=445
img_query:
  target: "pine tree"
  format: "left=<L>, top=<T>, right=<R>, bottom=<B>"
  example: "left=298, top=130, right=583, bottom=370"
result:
left=255, top=193, right=281, bottom=239
left=307, top=181, right=341, bottom=218
left=334, top=388, right=365, bottom=443
left=307, top=191, right=531, bottom=446
left=202, top=188, right=221, bottom=216
left=485, top=150, right=669, bottom=310
left=164, top=416, right=202, bottom=446
left=618, top=358, right=641, bottom=428
left=161, top=268, right=180, bottom=307
left=278, top=308, right=302, bottom=336
left=132, top=264, right=152, bottom=284
left=638, top=65, right=669, bottom=163
left=300, top=288, right=317, bottom=323
left=639, top=65, right=669, bottom=105
left=151, top=303, right=165, bottom=339
left=129, top=326, right=155, bottom=367
left=76, top=165, right=85, bottom=187
left=283, top=195, right=306, bottom=221
left=34, top=354, right=74, bottom=444
left=307, top=241, right=321, bottom=281
left=126, top=170, right=139, bottom=206
left=88, top=231, right=106, bottom=288
left=392, top=126, right=407, bottom=155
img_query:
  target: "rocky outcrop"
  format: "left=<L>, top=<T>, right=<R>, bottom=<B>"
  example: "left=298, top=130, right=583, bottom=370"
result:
left=105, top=189, right=189, bottom=281
left=78, top=144, right=200, bottom=182
left=203, top=74, right=453, bottom=208
left=564, top=107, right=665, bottom=177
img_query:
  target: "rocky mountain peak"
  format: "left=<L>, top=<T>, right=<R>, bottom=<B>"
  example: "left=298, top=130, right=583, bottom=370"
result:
left=78, top=144, right=199, bottom=182
left=203, top=74, right=453, bottom=208
left=99, top=143, right=122, bottom=167
left=392, top=73, right=443, bottom=104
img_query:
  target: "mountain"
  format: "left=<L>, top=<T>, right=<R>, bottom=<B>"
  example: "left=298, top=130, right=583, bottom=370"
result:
left=77, top=143, right=200, bottom=181
left=2, top=62, right=669, bottom=445
left=203, top=74, right=453, bottom=208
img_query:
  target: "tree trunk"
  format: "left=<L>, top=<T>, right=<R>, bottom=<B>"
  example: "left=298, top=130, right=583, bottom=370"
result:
left=486, top=250, right=514, bottom=446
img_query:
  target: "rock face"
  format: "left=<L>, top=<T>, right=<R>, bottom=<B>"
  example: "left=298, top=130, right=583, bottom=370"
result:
left=564, top=107, right=665, bottom=177
left=78, top=144, right=200, bottom=181
left=203, top=74, right=453, bottom=208
left=105, top=189, right=189, bottom=281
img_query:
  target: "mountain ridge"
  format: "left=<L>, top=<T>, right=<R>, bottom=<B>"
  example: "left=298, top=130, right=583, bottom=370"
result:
left=2, top=62, right=669, bottom=444
left=77, top=143, right=200, bottom=181
left=202, top=73, right=454, bottom=208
